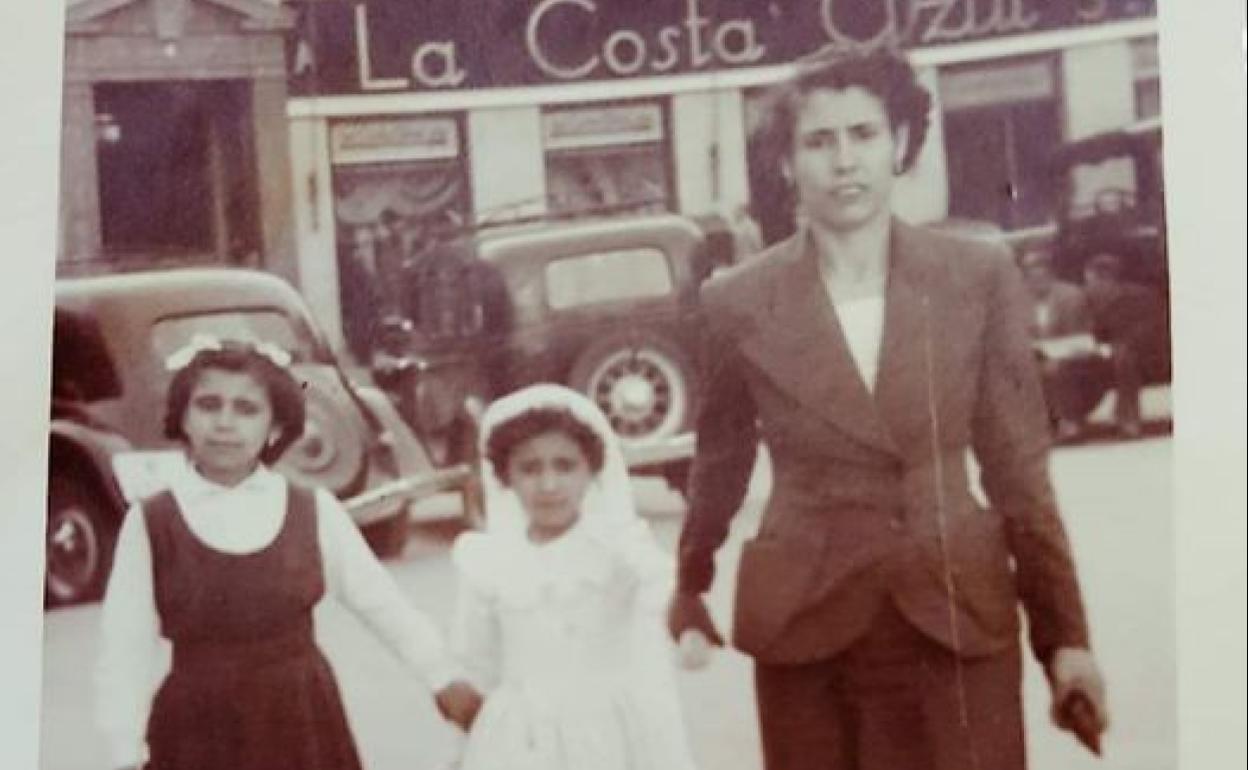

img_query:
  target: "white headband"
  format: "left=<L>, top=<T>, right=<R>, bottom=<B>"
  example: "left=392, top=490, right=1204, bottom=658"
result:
left=163, top=333, right=293, bottom=372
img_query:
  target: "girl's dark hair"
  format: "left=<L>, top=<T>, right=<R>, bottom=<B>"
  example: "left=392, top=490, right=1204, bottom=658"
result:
left=748, top=47, right=933, bottom=243
left=164, top=344, right=306, bottom=465
left=485, top=407, right=605, bottom=485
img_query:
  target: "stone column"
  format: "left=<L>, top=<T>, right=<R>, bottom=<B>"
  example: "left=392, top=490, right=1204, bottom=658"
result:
left=251, top=70, right=299, bottom=286
left=58, top=78, right=103, bottom=266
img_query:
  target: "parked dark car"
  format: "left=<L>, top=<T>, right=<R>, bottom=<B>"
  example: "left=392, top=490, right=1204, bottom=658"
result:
left=47, top=268, right=448, bottom=606
left=369, top=212, right=734, bottom=492
left=1049, top=117, right=1168, bottom=295
left=1046, top=117, right=1171, bottom=405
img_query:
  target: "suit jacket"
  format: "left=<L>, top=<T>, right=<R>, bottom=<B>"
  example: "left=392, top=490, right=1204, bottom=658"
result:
left=676, top=219, right=1090, bottom=666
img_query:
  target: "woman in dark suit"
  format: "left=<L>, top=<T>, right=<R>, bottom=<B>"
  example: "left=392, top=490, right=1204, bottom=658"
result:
left=667, top=48, right=1108, bottom=770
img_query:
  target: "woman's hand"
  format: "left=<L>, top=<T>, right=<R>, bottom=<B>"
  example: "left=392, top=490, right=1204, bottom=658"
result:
left=666, top=591, right=724, bottom=647
left=434, top=680, right=484, bottom=731
left=1047, top=647, right=1109, bottom=752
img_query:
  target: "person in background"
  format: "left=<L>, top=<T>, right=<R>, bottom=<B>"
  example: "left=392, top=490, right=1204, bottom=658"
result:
left=1083, top=252, right=1172, bottom=438
left=1018, top=248, right=1103, bottom=442
left=375, top=207, right=410, bottom=317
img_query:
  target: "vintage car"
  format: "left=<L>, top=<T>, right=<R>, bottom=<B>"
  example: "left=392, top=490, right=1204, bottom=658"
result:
left=1046, top=117, right=1171, bottom=409
left=1049, top=117, right=1168, bottom=294
left=47, top=268, right=450, bottom=606
left=369, top=212, right=735, bottom=493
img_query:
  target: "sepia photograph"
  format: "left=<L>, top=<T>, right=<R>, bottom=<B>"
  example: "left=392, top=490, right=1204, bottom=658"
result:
left=3, top=1, right=1244, bottom=770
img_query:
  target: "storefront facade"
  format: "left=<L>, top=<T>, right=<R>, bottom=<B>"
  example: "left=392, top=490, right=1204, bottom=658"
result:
left=284, top=0, right=1159, bottom=351
left=61, top=0, right=299, bottom=282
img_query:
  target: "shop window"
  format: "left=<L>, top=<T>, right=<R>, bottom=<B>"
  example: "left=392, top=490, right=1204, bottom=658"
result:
left=94, top=81, right=259, bottom=262
left=939, top=56, right=1061, bottom=230
left=329, top=115, right=471, bottom=360
left=1131, top=37, right=1162, bottom=120
left=542, top=102, right=672, bottom=216
left=545, top=248, right=673, bottom=310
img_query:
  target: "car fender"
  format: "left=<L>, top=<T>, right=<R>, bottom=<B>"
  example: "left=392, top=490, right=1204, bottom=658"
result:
left=348, top=383, right=444, bottom=527
left=48, top=418, right=132, bottom=521
left=353, top=383, right=437, bottom=480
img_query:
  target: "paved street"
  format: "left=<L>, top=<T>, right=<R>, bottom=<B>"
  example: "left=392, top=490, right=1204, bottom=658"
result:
left=40, top=417, right=1175, bottom=770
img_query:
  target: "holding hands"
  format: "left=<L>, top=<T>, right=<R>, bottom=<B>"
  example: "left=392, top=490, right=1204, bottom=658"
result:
left=667, top=591, right=724, bottom=670
left=435, top=680, right=484, bottom=731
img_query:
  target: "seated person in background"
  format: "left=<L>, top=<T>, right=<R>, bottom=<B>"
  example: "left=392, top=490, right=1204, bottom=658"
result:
left=1083, top=252, right=1172, bottom=438
left=1019, top=249, right=1106, bottom=441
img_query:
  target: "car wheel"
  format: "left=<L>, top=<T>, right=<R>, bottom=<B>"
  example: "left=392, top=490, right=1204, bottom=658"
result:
left=45, top=474, right=116, bottom=606
left=277, top=365, right=369, bottom=497
left=568, top=333, right=697, bottom=445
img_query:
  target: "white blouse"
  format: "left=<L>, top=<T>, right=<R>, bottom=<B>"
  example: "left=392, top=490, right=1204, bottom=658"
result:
left=94, top=457, right=458, bottom=769
left=833, top=295, right=886, bottom=393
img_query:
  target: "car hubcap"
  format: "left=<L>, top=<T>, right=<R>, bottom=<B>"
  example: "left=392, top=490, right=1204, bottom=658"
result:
left=292, top=415, right=338, bottom=472
left=589, top=348, right=685, bottom=443
left=47, top=507, right=98, bottom=599
left=612, top=376, right=657, bottom=421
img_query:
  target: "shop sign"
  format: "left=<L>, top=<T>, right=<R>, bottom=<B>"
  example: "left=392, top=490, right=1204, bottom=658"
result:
left=289, top=0, right=1157, bottom=96
left=329, top=117, right=460, bottom=165
left=938, top=57, right=1056, bottom=111
left=542, top=104, right=665, bottom=151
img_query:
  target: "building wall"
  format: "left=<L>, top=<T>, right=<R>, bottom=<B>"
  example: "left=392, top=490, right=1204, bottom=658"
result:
left=467, top=106, right=548, bottom=220
left=288, top=115, right=344, bottom=347
left=1062, top=40, right=1139, bottom=212
left=893, top=66, right=951, bottom=225
left=59, top=0, right=296, bottom=280
left=670, top=90, right=750, bottom=216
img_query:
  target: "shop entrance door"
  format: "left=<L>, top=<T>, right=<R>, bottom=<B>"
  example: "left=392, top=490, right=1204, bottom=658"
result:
left=94, top=80, right=260, bottom=265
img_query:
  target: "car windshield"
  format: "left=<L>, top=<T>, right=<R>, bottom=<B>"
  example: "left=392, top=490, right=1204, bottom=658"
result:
left=150, top=310, right=317, bottom=365
left=1064, top=156, right=1141, bottom=220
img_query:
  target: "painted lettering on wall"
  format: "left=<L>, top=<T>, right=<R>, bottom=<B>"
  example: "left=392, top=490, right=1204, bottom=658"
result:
left=355, top=3, right=466, bottom=90
left=333, top=0, right=1149, bottom=96
left=525, top=0, right=765, bottom=80
left=819, top=0, right=1071, bottom=51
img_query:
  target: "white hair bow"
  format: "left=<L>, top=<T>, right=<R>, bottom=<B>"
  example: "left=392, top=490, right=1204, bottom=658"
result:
left=163, top=333, right=293, bottom=372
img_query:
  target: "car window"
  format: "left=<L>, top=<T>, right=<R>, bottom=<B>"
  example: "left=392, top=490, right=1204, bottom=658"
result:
left=150, top=310, right=314, bottom=364
left=1066, top=158, right=1139, bottom=219
left=544, top=248, right=673, bottom=310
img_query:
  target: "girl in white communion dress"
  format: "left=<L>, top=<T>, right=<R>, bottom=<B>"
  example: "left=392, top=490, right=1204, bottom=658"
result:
left=449, top=384, right=700, bottom=770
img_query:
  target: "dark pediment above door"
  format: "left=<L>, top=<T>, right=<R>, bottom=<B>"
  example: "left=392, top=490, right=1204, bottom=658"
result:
left=65, top=0, right=292, bottom=40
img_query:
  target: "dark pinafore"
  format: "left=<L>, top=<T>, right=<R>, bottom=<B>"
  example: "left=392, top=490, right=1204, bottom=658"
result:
left=141, top=485, right=363, bottom=770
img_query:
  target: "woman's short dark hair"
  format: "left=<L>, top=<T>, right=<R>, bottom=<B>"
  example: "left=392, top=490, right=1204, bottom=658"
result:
left=758, top=46, right=933, bottom=173
left=485, top=407, right=605, bottom=485
left=164, top=344, right=306, bottom=465
left=745, top=47, right=933, bottom=245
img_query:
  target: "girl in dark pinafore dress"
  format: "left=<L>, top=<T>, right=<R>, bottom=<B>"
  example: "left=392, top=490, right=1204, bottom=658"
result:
left=95, top=337, right=483, bottom=770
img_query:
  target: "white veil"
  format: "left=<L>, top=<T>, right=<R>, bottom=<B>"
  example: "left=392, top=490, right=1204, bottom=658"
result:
left=477, top=383, right=640, bottom=539
left=473, top=385, right=699, bottom=766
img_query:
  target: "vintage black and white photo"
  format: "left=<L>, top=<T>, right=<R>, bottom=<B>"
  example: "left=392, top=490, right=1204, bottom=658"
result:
left=10, top=1, right=1241, bottom=769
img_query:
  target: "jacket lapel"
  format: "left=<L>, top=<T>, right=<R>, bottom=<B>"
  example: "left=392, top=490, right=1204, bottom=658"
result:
left=873, top=220, right=967, bottom=455
left=737, top=227, right=898, bottom=455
